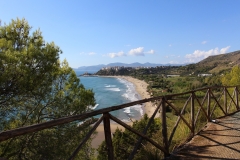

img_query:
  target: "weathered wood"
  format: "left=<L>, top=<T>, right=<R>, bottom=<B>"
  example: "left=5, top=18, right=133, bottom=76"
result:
left=161, top=98, right=169, bottom=157
left=169, top=95, right=191, bottom=145
left=68, top=116, right=103, bottom=160
left=207, top=89, right=211, bottom=119
left=194, top=90, right=211, bottom=124
left=128, top=99, right=162, bottom=160
left=103, top=113, right=114, bottom=160
left=236, top=87, right=239, bottom=109
left=210, top=88, right=224, bottom=118
left=210, top=90, right=226, bottom=115
left=227, top=89, right=235, bottom=112
left=108, top=114, right=169, bottom=155
left=3, top=86, right=240, bottom=142
left=191, top=92, right=195, bottom=135
left=164, top=98, right=192, bottom=131
left=226, top=88, right=238, bottom=111
left=224, top=87, right=227, bottom=113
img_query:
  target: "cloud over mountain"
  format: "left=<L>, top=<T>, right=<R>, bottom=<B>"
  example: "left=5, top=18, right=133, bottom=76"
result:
left=185, top=46, right=230, bottom=63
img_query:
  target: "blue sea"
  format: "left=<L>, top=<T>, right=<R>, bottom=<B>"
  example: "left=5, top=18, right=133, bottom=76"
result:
left=75, top=71, right=144, bottom=122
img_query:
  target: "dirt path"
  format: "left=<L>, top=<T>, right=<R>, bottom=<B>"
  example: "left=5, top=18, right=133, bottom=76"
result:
left=171, top=111, right=240, bottom=159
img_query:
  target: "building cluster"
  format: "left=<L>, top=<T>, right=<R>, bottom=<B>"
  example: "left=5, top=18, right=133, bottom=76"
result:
left=197, top=74, right=212, bottom=77
left=101, top=66, right=167, bottom=71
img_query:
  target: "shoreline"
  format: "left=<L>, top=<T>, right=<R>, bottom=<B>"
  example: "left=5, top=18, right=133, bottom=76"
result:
left=91, top=75, right=159, bottom=149
left=115, top=76, right=156, bottom=118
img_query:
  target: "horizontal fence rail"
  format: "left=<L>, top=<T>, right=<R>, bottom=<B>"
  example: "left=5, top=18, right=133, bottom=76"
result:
left=1, top=85, right=240, bottom=159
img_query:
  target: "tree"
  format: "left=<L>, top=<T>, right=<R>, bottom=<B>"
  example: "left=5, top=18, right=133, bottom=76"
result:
left=0, top=18, right=96, bottom=159
left=97, top=114, right=161, bottom=160
left=222, top=65, right=240, bottom=86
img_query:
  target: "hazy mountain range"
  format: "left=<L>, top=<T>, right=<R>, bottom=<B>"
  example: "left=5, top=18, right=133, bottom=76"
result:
left=73, top=62, right=184, bottom=72
left=73, top=50, right=240, bottom=75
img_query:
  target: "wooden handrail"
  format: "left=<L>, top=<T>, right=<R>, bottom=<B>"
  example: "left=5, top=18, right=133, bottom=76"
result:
left=1, top=85, right=240, bottom=160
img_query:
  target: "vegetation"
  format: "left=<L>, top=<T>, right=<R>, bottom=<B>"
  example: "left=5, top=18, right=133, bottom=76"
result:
left=0, top=18, right=96, bottom=159
left=222, top=65, right=240, bottom=86
left=97, top=114, right=162, bottom=160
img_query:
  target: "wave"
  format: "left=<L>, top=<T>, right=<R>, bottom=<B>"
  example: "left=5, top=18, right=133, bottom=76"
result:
left=117, top=78, right=144, bottom=117
left=88, top=104, right=99, bottom=110
left=123, top=107, right=131, bottom=114
left=105, top=84, right=116, bottom=88
left=105, top=88, right=121, bottom=92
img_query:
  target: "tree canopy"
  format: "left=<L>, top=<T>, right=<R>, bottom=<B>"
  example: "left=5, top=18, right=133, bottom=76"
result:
left=0, top=18, right=96, bottom=159
left=222, top=65, right=240, bottom=86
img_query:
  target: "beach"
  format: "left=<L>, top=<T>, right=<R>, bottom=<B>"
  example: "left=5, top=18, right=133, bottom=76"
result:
left=91, top=76, right=159, bottom=148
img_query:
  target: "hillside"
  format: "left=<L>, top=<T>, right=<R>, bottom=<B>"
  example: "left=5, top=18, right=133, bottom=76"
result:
left=196, top=50, right=240, bottom=73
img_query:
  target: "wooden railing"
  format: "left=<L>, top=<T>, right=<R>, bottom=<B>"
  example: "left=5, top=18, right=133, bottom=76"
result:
left=1, top=85, right=240, bottom=159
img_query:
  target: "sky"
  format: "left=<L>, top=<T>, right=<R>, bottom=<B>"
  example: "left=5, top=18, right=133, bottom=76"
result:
left=1, top=0, right=240, bottom=68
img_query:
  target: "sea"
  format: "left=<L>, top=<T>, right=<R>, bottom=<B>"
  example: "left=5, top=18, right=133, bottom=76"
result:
left=75, top=71, right=144, bottom=122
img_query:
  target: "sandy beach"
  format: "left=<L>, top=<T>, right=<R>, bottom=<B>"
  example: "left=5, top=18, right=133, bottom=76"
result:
left=91, top=76, right=158, bottom=148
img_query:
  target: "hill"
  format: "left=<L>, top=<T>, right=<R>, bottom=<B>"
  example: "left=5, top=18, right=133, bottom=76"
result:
left=196, top=50, right=240, bottom=73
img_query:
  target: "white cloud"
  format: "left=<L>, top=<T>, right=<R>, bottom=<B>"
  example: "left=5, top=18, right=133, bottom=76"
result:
left=128, top=47, right=145, bottom=56
left=88, top=52, right=96, bottom=55
left=202, top=41, right=207, bottom=44
left=108, top=51, right=126, bottom=58
left=185, top=46, right=230, bottom=63
left=220, top=46, right=230, bottom=54
left=146, top=49, right=155, bottom=54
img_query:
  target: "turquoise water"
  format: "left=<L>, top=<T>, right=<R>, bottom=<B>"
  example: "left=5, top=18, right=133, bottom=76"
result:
left=75, top=71, right=143, bottom=122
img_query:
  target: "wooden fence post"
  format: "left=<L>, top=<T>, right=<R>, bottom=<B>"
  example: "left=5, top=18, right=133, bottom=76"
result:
left=235, top=87, right=239, bottom=110
left=191, top=92, right=195, bottom=135
left=103, top=113, right=114, bottom=160
left=207, top=89, right=211, bottom=121
left=224, top=87, right=227, bottom=114
left=161, top=98, right=169, bottom=158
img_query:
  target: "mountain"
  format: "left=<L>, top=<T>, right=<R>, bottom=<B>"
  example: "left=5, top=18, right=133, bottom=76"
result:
left=195, top=50, right=240, bottom=73
left=73, top=62, right=183, bottom=72
left=73, top=64, right=105, bottom=72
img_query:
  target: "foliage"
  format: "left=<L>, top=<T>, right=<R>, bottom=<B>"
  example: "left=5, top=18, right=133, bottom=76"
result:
left=222, top=65, right=240, bottom=86
left=97, top=114, right=161, bottom=160
left=0, top=18, right=96, bottom=159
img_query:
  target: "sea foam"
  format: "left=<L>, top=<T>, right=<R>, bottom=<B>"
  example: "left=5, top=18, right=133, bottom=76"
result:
left=117, top=78, right=144, bottom=117
left=105, top=88, right=121, bottom=92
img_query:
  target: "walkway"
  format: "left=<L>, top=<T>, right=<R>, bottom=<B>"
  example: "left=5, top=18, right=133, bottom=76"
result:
left=171, top=111, right=240, bottom=160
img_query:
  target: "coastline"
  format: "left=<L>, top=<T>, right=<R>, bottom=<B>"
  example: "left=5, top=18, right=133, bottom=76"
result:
left=91, top=75, right=159, bottom=149
left=116, top=76, right=157, bottom=118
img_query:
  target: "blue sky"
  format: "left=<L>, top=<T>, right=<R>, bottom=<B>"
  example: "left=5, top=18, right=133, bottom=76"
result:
left=1, top=0, right=240, bottom=68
